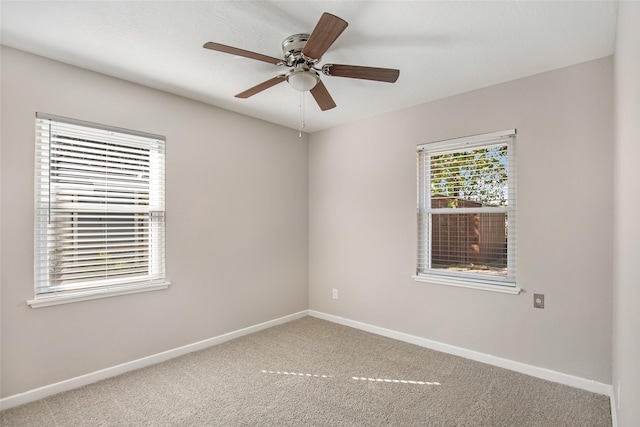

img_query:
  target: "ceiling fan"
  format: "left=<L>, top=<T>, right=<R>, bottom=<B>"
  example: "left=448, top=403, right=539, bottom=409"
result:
left=203, top=12, right=400, bottom=111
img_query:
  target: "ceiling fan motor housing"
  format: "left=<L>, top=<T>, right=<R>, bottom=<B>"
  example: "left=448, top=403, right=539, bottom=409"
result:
left=282, top=34, right=316, bottom=66
left=282, top=33, right=320, bottom=91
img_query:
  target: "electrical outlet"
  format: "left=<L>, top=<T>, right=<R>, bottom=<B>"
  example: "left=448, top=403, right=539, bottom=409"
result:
left=332, top=289, right=338, bottom=300
left=534, top=293, right=544, bottom=309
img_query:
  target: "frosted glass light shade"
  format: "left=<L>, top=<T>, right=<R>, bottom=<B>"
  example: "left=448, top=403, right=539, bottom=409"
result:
left=287, top=71, right=319, bottom=91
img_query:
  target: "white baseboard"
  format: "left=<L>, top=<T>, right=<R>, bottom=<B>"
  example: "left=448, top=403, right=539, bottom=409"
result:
left=0, top=310, right=308, bottom=411
left=309, top=310, right=612, bottom=396
left=610, top=385, right=618, bottom=427
left=1, top=309, right=613, bottom=414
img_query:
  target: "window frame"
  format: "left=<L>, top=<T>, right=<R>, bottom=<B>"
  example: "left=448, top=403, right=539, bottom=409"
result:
left=30, top=113, right=169, bottom=308
left=414, top=129, right=519, bottom=294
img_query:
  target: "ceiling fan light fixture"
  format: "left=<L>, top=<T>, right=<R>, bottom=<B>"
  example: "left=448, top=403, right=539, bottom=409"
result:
left=204, top=12, right=398, bottom=112
left=286, top=70, right=319, bottom=92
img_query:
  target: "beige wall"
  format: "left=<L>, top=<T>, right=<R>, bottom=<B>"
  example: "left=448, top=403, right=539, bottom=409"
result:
left=0, top=44, right=620, bottom=401
left=613, top=1, right=640, bottom=424
left=0, top=46, right=309, bottom=397
left=309, top=57, right=614, bottom=384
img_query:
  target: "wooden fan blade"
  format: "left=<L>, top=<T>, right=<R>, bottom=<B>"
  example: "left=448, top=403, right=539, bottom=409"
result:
left=301, top=13, right=348, bottom=61
left=235, top=76, right=286, bottom=98
left=310, top=80, right=336, bottom=111
left=324, top=64, right=400, bottom=83
left=203, top=42, right=282, bottom=65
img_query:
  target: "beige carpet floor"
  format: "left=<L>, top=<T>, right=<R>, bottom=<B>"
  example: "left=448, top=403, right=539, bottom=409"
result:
left=1, top=316, right=611, bottom=426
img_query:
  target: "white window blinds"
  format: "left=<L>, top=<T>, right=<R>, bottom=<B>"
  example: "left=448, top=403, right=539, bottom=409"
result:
left=34, top=113, right=166, bottom=300
left=417, top=129, right=516, bottom=287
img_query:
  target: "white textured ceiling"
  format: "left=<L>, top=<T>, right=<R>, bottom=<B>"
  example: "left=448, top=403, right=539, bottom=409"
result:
left=1, top=1, right=617, bottom=133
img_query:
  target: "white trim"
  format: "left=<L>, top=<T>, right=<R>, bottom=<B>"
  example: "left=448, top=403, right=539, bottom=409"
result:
left=308, top=310, right=610, bottom=396
left=0, top=310, right=308, bottom=410
left=610, top=384, right=618, bottom=427
left=0, top=309, right=612, bottom=416
left=417, top=128, right=516, bottom=151
left=36, top=112, right=165, bottom=141
left=422, top=206, right=508, bottom=215
left=413, top=275, right=521, bottom=294
left=27, top=281, right=171, bottom=308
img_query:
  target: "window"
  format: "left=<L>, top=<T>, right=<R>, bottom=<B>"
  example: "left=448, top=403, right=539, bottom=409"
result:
left=31, top=113, right=168, bottom=307
left=416, top=129, right=517, bottom=293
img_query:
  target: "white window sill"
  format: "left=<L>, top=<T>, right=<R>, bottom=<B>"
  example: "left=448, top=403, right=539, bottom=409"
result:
left=27, top=281, right=171, bottom=308
left=412, top=275, right=520, bottom=295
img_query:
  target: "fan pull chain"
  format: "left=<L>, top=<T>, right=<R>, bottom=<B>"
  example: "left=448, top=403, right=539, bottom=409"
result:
left=299, top=91, right=305, bottom=138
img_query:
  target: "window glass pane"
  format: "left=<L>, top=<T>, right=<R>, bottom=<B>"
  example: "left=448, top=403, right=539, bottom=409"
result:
left=48, top=212, right=151, bottom=289
left=430, top=212, right=507, bottom=276
left=430, top=145, right=508, bottom=208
